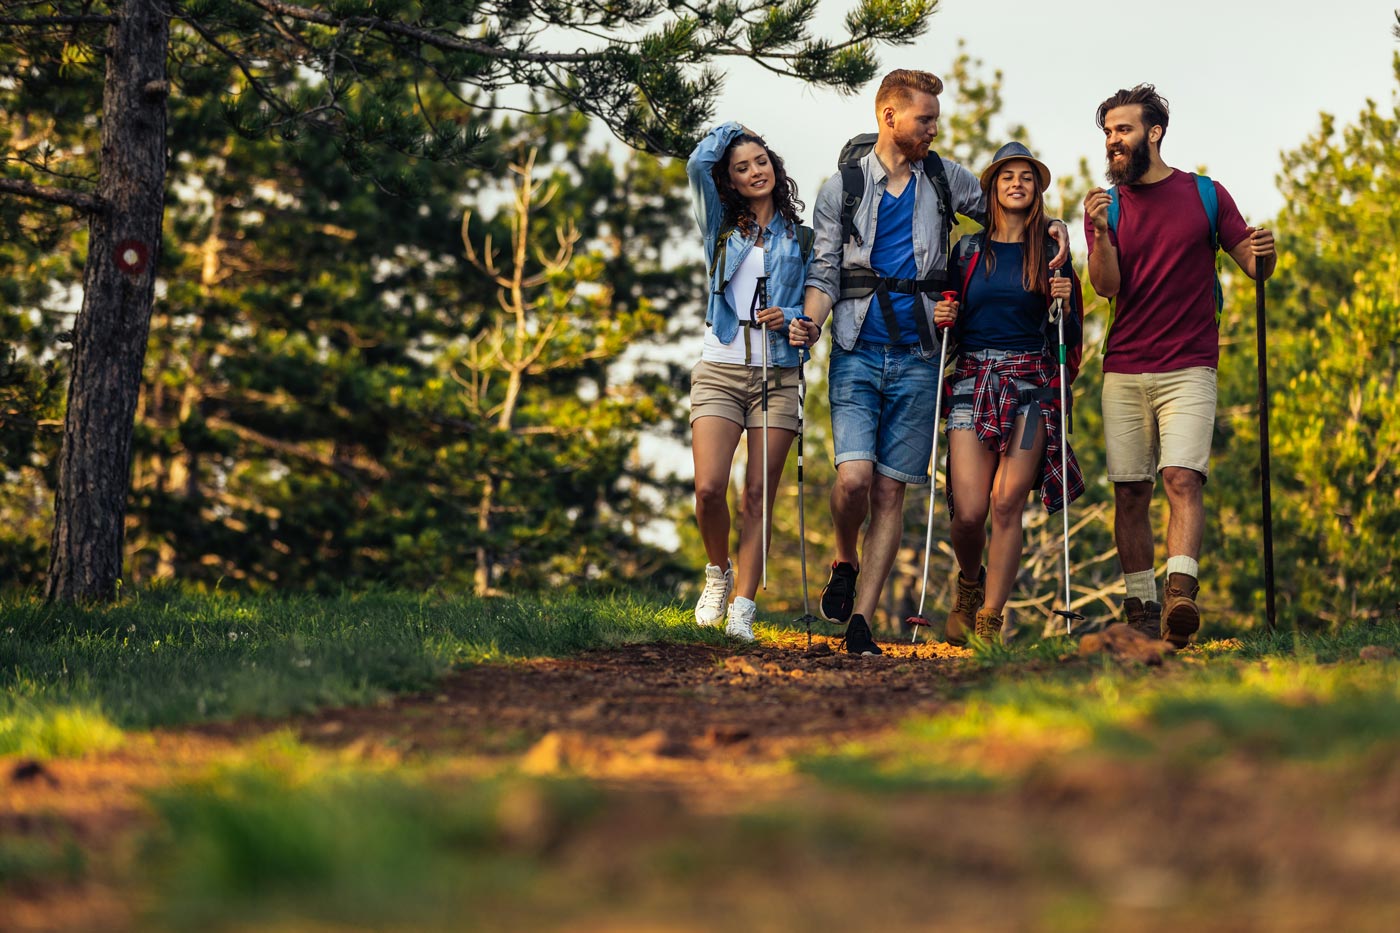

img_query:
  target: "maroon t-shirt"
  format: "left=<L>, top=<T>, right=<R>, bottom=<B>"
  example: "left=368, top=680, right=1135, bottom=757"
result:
left=1085, top=169, right=1249, bottom=374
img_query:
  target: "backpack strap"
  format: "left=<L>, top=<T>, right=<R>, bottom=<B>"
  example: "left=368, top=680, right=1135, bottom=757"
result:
left=838, top=161, right=866, bottom=247
left=953, top=231, right=984, bottom=297
left=834, top=132, right=877, bottom=247
left=1192, top=173, right=1225, bottom=321
left=796, top=223, right=815, bottom=265
left=921, top=151, right=957, bottom=259
left=708, top=223, right=736, bottom=283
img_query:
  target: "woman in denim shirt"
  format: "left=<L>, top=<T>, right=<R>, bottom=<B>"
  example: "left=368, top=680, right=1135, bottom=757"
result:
left=935, top=143, right=1084, bottom=646
left=685, top=121, right=813, bottom=642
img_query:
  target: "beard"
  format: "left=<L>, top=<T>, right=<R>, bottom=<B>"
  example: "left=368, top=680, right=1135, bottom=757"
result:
left=894, top=127, right=932, bottom=164
left=1106, top=135, right=1152, bottom=185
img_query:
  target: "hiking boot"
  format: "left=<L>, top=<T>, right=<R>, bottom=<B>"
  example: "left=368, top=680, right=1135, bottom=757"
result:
left=821, top=561, right=859, bottom=624
left=1123, top=597, right=1163, bottom=641
left=1162, top=573, right=1201, bottom=648
left=694, top=560, right=733, bottom=627
left=725, top=597, right=757, bottom=643
left=974, top=606, right=1004, bottom=643
left=842, top=614, right=883, bottom=656
left=944, top=566, right=986, bottom=647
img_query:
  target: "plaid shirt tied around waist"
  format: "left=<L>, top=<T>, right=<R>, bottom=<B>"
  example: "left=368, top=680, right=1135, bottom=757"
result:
left=947, top=350, right=1084, bottom=515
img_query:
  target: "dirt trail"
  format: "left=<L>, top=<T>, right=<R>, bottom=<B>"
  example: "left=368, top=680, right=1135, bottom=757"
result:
left=7, top=634, right=1400, bottom=931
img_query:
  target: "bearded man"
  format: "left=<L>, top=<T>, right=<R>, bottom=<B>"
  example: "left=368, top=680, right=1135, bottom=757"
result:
left=1083, top=84, right=1276, bottom=647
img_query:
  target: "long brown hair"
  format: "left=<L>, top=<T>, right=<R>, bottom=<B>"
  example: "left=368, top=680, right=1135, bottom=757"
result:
left=712, top=133, right=804, bottom=240
left=982, top=161, right=1048, bottom=295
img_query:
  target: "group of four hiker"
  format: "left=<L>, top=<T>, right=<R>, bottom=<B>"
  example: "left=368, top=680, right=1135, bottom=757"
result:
left=686, top=70, right=1276, bottom=654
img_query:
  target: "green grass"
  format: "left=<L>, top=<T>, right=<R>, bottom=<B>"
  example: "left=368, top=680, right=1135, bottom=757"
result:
left=800, top=623, right=1400, bottom=788
left=0, top=590, right=713, bottom=756
left=142, top=753, right=604, bottom=931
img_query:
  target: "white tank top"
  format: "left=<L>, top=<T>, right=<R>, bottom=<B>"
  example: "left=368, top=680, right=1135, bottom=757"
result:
left=703, top=243, right=768, bottom=366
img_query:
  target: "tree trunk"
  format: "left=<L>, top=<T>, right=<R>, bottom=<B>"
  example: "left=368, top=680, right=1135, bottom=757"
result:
left=46, top=1, right=170, bottom=601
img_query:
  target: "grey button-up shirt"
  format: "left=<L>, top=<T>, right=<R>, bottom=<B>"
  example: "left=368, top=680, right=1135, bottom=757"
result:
left=807, top=151, right=986, bottom=353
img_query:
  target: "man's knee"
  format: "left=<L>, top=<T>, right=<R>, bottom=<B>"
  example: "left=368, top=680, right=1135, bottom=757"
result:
left=1161, top=467, right=1204, bottom=501
left=869, top=473, right=907, bottom=514
left=834, top=462, right=874, bottom=501
left=1114, top=480, right=1154, bottom=513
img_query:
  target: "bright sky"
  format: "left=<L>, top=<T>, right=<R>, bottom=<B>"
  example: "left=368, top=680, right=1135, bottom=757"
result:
left=709, top=0, right=1399, bottom=227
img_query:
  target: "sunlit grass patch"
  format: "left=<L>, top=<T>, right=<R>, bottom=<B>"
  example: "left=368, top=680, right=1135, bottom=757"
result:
left=143, top=763, right=603, bottom=930
left=0, top=698, right=123, bottom=758
left=0, top=590, right=710, bottom=743
left=1133, top=656, right=1400, bottom=761
left=802, top=634, right=1400, bottom=791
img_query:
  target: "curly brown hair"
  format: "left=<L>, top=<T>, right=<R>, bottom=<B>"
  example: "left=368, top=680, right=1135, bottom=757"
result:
left=711, top=132, right=804, bottom=240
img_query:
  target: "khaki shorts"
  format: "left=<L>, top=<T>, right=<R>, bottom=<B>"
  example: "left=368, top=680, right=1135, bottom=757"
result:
left=1102, top=367, right=1217, bottom=482
left=690, top=359, right=800, bottom=432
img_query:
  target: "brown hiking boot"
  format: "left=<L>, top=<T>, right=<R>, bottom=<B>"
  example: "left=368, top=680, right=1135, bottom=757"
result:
left=1163, top=573, right=1201, bottom=648
left=944, top=567, right=985, bottom=647
left=1123, top=597, right=1163, bottom=641
left=974, top=606, right=1004, bottom=643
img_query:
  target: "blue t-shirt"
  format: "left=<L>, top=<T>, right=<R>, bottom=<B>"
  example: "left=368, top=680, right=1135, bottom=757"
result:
left=858, top=183, right=919, bottom=346
left=957, top=241, right=1046, bottom=352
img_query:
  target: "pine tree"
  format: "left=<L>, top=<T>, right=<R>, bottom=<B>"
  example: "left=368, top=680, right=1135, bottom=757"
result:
left=0, top=0, right=939, bottom=600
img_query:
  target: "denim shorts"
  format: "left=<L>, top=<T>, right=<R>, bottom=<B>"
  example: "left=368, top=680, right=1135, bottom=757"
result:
left=829, top=341, right=941, bottom=485
left=945, top=348, right=1038, bottom=432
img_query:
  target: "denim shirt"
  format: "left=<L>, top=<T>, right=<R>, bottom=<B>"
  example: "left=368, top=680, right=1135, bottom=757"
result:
left=687, top=121, right=810, bottom=368
left=806, top=149, right=985, bottom=355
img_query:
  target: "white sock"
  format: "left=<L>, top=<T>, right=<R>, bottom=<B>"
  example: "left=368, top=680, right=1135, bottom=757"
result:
left=1165, top=556, right=1199, bottom=579
left=1124, top=569, right=1158, bottom=604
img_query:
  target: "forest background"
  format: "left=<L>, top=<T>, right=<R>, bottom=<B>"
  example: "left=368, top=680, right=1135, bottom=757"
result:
left=1, top=1, right=1397, bottom=632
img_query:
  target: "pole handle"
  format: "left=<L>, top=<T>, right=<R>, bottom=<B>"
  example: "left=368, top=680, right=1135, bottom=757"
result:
left=936, top=290, right=957, bottom=331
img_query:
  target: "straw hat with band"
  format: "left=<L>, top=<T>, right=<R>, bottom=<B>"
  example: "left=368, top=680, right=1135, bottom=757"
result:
left=980, top=141, right=1051, bottom=191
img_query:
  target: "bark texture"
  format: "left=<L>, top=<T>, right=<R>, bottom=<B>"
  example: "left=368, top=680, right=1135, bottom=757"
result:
left=46, top=0, right=170, bottom=601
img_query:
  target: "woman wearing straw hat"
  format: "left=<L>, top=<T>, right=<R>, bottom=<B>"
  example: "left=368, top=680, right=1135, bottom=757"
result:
left=935, top=142, right=1085, bottom=645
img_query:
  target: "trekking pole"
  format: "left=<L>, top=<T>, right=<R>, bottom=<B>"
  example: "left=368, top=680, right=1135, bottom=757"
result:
left=1255, top=273, right=1276, bottom=631
left=791, top=316, right=821, bottom=649
left=755, top=276, right=771, bottom=590
left=906, top=292, right=955, bottom=643
left=1048, top=269, right=1085, bottom=636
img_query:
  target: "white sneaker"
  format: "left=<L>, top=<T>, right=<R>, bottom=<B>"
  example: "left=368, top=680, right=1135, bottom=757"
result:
left=725, top=597, right=757, bottom=642
left=694, top=561, right=734, bottom=626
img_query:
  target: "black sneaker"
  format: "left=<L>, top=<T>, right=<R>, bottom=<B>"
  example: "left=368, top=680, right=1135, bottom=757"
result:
left=842, top=614, right=883, bottom=656
left=821, top=561, right=858, bottom=623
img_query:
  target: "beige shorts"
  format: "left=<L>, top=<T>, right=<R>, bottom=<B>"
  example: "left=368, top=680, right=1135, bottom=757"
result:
left=690, top=359, right=800, bottom=432
left=1102, top=367, right=1217, bottom=482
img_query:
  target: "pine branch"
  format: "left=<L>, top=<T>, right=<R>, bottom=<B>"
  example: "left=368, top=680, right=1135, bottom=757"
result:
left=0, top=15, right=118, bottom=27
left=246, top=0, right=594, bottom=63
left=0, top=177, right=103, bottom=214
